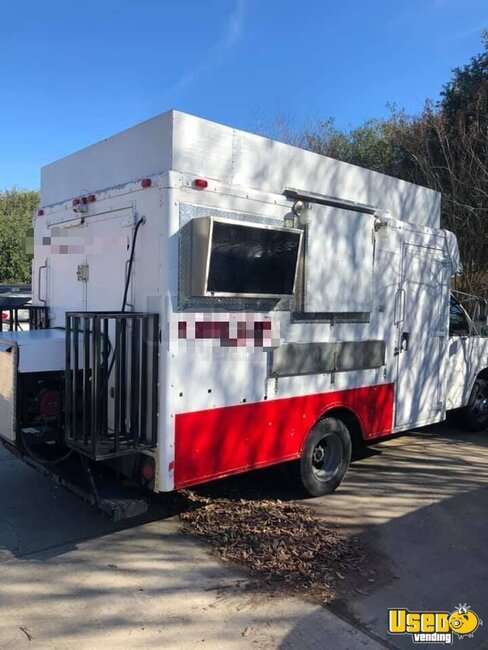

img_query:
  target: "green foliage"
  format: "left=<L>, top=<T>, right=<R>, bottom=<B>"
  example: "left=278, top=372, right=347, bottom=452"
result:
left=301, top=114, right=412, bottom=178
left=440, top=29, right=488, bottom=119
left=0, top=189, right=39, bottom=283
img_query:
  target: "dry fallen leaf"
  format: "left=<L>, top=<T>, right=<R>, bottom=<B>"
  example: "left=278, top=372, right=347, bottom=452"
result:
left=180, top=491, right=362, bottom=603
left=19, top=627, right=33, bottom=642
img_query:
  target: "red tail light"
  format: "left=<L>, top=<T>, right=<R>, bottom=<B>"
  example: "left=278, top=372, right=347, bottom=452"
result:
left=140, top=458, right=155, bottom=484
left=39, top=390, right=61, bottom=417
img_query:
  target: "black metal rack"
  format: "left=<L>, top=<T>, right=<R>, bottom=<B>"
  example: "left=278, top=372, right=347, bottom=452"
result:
left=0, top=305, right=50, bottom=332
left=65, top=312, right=159, bottom=460
left=29, top=306, right=50, bottom=330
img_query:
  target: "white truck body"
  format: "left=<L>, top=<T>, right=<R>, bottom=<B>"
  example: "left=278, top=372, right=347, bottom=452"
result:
left=0, top=110, right=486, bottom=498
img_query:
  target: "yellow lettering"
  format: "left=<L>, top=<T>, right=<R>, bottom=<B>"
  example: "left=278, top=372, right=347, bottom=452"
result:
left=407, top=613, right=421, bottom=633
left=436, top=613, right=449, bottom=632
left=389, top=609, right=406, bottom=633
left=422, top=613, right=435, bottom=632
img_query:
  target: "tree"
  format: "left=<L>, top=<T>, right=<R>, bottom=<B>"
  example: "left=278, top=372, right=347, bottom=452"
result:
left=440, top=30, right=488, bottom=121
left=388, top=33, right=488, bottom=293
left=0, top=189, right=39, bottom=283
left=300, top=115, right=414, bottom=179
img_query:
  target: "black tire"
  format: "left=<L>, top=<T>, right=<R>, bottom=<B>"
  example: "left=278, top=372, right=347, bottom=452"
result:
left=460, top=378, right=488, bottom=431
left=291, top=417, right=352, bottom=497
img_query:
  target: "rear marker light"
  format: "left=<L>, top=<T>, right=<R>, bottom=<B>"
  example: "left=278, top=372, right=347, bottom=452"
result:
left=194, top=178, right=208, bottom=189
left=39, top=390, right=61, bottom=418
left=37, top=209, right=44, bottom=216
left=72, top=198, right=81, bottom=206
left=141, top=459, right=155, bottom=483
left=87, top=194, right=96, bottom=203
left=141, top=178, right=152, bottom=188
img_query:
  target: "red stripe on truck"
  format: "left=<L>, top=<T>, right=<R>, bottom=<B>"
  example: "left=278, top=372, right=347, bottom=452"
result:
left=174, top=383, right=394, bottom=489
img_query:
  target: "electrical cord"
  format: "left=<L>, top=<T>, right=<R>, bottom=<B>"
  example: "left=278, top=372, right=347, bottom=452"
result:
left=106, top=217, right=145, bottom=381
left=122, top=217, right=145, bottom=313
left=19, top=426, right=74, bottom=465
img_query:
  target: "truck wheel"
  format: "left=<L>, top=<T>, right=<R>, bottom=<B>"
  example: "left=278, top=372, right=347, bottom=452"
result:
left=461, top=378, right=488, bottom=431
left=294, top=417, right=352, bottom=497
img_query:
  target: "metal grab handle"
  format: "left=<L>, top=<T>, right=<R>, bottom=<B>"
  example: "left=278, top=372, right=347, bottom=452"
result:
left=37, top=260, right=47, bottom=305
left=395, top=288, right=406, bottom=325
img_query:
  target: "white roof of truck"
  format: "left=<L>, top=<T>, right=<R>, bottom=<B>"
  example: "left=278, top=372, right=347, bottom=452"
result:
left=40, top=110, right=440, bottom=228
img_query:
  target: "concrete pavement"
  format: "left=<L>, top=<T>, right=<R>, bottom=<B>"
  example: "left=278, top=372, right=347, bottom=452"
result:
left=0, top=517, right=383, bottom=649
left=0, top=426, right=486, bottom=648
left=0, top=444, right=381, bottom=649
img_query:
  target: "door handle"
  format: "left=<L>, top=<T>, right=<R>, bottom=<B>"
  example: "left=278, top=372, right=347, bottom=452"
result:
left=395, top=288, right=406, bottom=325
left=401, top=332, right=410, bottom=352
left=38, top=260, right=47, bottom=305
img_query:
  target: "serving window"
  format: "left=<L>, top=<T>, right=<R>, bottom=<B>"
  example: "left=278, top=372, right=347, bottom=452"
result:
left=190, top=217, right=302, bottom=299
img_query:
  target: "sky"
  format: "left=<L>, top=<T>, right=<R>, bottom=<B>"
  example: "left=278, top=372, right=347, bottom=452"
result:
left=0, top=0, right=486, bottom=190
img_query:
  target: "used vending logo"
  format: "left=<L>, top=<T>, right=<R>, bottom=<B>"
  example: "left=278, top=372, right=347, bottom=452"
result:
left=388, top=604, right=482, bottom=644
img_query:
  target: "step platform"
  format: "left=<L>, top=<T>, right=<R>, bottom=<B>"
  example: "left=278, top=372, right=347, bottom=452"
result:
left=3, top=439, right=148, bottom=521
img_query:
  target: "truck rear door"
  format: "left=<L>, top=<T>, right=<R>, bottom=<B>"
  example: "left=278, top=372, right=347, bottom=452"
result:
left=83, top=209, right=134, bottom=311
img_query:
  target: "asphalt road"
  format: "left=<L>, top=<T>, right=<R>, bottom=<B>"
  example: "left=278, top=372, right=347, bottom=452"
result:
left=0, top=425, right=486, bottom=648
left=312, top=426, right=488, bottom=649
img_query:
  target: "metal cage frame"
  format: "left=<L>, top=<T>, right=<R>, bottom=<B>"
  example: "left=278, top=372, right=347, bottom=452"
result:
left=65, top=311, right=159, bottom=460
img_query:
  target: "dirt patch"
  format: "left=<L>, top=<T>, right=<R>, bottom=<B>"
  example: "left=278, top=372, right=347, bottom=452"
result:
left=180, top=490, right=373, bottom=604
